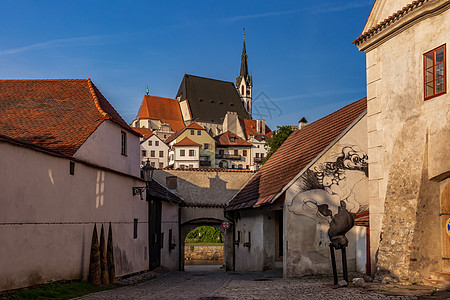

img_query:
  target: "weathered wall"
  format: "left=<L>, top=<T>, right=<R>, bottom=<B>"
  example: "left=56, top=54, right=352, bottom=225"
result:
left=74, top=121, right=141, bottom=177
left=0, top=141, right=148, bottom=291
left=234, top=209, right=273, bottom=272
left=160, top=202, right=180, bottom=270
left=364, top=5, right=449, bottom=282
left=283, top=115, right=368, bottom=277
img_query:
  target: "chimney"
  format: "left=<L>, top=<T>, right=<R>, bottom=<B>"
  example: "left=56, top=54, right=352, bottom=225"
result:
left=298, top=117, right=308, bottom=129
left=166, top=176, right=177, bottom=194
left=256, top=119, right=261, bottom=133
left=261, top=120, right=266, bottom=135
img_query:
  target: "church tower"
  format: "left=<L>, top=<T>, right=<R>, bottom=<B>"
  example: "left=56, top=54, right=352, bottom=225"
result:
left=236, top=30, right=252, bottom=117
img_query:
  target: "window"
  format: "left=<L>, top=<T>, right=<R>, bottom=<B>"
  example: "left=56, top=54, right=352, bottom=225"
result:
left=189, top=149, right=195, bottom=156
left=159, top=162, right=164, bottom=169
left=229, top=136, right=236, bottom=142
left=160, top=232, right=164, bottom=249
left=180, top=149, right=185, bottom=156
left=243, top=150, right=247, bottom=156
left=151, top=162, right=155, bottom=167
left=159, top=151, right=164, bottom=157
left=150, top=150, right=155, bottom=157
left=219, top=149, right=224, bottom=155
left=133, top=218, right=138, bottom=239
left=189, top=164, right=193, bottom=169
left=155, top=141, right=159, bottom=146
left=69, top=161, right=75, bottom=175
left=197, top=130, right=201, bottom=136
left=204, top=143, right=209, bottom=150
left=256, top=153, right=260, bottom=158
left=238, top=164, right=243, bottom=169
left=148, top=140, right=152, bottom=146
left=424, top=44, right=446, bottom=100
left=164, top=135, right=167, bottom=138
left=241, top=85, right=244, bottom=96
left=234, top=150, right=239, bottom=156
left=191, top=130, right=195, bottom=135
left=142, top=150, right=147, bottom=157
left=121, top=131, right=127, bottom=155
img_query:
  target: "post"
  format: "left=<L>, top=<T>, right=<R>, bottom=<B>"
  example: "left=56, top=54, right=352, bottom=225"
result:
left=329, top=244, right=338, bottom=285
left=341, top=247, right=348, bottom=284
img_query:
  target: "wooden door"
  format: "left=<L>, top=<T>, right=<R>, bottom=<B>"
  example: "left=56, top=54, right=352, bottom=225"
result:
left=441, top=182, right=450, bottom=270
left=149, top=197, right=162, bottom=270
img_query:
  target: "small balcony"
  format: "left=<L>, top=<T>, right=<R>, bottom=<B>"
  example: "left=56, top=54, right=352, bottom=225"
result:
left=254, top=157, right=264, bottom=163
left=216, top=154, right=242, bottom=160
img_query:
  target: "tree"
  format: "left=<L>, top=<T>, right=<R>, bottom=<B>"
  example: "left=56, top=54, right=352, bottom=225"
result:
left=262, top=125, right=295, bottom=164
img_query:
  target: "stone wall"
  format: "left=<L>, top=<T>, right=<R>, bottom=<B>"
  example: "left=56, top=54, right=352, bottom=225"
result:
left=185, top=245, right=223, bottom=262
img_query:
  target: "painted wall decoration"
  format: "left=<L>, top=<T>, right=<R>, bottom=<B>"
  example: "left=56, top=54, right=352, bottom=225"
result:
left=287, top=146, right=368, bottom=222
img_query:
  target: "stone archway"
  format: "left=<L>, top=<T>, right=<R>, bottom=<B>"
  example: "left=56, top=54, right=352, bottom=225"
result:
left=180, top=218, right=232, bottom=271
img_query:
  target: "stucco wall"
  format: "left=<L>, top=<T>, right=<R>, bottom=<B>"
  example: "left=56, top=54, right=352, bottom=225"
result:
left=74, top=121, right=140, bottom=177
left=364, top=6, right=449, bottom=282
left=0, top=141, right=148, bottom=291
left=283, top=115, right=368, bottom=277
left=140, top=135, right=169, bottom=169
left=160, top=202, right=180, bottom=270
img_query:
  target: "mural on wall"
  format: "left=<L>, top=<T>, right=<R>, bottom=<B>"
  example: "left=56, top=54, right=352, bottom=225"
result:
left=287, top=146, right=368, bottom=222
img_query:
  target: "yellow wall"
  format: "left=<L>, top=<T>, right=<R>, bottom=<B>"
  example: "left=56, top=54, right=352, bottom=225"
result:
left=174, top=129, right=216, bottom=167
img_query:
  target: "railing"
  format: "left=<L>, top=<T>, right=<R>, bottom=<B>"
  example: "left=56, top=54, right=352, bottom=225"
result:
left=215, top=154, right=242, bottom=160
left=254, top=157, right=264, bottom=163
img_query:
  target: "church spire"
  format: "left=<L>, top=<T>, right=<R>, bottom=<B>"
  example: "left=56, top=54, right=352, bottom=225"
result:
left=236, top=28, right=252, bottom=117
left=240, top=29, right=249, bottom=78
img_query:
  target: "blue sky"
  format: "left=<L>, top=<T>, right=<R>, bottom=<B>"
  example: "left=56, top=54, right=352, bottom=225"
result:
left=0, top=1, right=373, bottom=129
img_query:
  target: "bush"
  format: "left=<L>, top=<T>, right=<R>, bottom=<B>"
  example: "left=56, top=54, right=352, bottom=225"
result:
left=186, top=226, right=223, bottom=243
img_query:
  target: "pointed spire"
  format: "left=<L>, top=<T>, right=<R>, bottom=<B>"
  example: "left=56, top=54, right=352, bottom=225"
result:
left=240, top=28, right=249, bottom=78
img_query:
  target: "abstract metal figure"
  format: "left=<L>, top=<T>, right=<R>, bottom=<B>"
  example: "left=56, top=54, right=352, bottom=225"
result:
left=327, top=201, right=355, bottom=285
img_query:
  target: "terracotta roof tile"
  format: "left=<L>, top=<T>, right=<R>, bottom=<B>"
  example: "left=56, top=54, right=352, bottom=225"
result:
left=0, top=79, right=136, bottom=156
left=226, top=97, right=367, bottom=211
left=136, top=95, right=185, bottom=131
left=186, top=122, right=205, bottom=130
left=165, top=122, right=205, bottom=144
left=214, top=131, right=252, bottom=147
left=132, top=127, right=152, bottom=140
left=239, top=119, right=272, bottom=140
left=173, top=137, right=201, bottom=147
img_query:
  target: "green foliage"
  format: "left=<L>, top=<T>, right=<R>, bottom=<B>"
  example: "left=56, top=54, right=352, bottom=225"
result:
left=185, top=226, right=223, bottom=243
left=262, top=125, right=295, bottom=164
left=1, top=281, right=115, bottom=300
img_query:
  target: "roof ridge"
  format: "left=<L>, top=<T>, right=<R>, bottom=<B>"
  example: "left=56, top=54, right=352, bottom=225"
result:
left=0, top=78, right=87, bottom=82
left=185, top=74, right=235, bottom=85
left=87, top=78, right=109, bottom=118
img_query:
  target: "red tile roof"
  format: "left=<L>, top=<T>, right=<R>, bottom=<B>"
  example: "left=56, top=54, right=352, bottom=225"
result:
left=173, top=137, right=201, bottom=147
left=132, top=127, right=153, bottom=140
left=226, top=97, right=367, bottom=211
left=136, top=95, right=185, bottom=131
left=353, top=0, right=426, bottom=46
left=239, top=119, right=272, bottom=140
left=0, top=79, right=136, bottom=156
left=165, top=122, right=205, bottom=144
left=214, top=131, right=252, bottom=147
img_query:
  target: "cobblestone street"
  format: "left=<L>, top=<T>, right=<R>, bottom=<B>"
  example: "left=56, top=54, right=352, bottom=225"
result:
left=76, top=266, right=448, bottom=300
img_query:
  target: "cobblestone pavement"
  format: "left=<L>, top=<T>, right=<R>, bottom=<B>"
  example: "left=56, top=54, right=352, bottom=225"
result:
left=76, top=266, right=447, bottom=300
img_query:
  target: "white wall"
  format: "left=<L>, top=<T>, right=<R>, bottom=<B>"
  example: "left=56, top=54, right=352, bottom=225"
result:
left=0, top=141, right=148, bottom=291
left=140, top=135, right=169, bottom=169
left=74, top=121, right=140, bottom=177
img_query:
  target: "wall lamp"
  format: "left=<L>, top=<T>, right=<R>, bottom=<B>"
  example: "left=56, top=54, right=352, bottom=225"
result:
left=133, top=159, right=154, bottom=200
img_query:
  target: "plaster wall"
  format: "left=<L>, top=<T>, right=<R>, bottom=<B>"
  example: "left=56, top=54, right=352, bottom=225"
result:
left=0, top=141, right=148, bottom=291
left=160, top=202, right=180, bottom=270
left=215, top=147, right=251, bottom=169
left=364, top=6, right=449, bottom=281
left=74, top=121, right=140, bottom=177
left=172, top=128, right=216, bottom=167
left=283, top=115, right=368, bottom=277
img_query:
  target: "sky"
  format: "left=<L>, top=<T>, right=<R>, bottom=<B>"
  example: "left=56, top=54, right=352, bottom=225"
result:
left=0, top=0, right=373, bottom=130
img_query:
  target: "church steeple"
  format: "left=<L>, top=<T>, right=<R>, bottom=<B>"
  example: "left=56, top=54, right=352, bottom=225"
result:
left=236, top=29, right=252, bottom=117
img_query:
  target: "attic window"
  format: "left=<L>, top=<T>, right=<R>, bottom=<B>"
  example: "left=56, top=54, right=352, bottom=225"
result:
left=230, top=103, right=235, bottom=107
left=230, top=137, right=236, bottom=142
left=219, top=101, right=224, bottom=105
left=199, top=98, right=204, bottom=102
left=210, top=100, right=215, bottom=104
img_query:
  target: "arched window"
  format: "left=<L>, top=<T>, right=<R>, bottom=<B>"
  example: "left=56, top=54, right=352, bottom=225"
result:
left=241, top=85, right=245, bottom=96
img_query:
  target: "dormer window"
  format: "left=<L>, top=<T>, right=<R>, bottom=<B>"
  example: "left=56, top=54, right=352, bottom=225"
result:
left=229, top=137, right=236, bottom=142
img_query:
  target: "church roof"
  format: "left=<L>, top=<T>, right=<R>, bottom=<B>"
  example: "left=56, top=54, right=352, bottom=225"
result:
left=175, top=74, right=250, bottom=125
left=226, top=97, right=367, bottom=211
left=136, top=95, right=185, bottom=131
left=236, top=39, right=252, bottom=87
left=0, top=79, right=137, bottom=157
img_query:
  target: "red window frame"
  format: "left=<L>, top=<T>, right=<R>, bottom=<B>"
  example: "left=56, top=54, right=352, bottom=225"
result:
left=424, top=44, right=446, bottom=101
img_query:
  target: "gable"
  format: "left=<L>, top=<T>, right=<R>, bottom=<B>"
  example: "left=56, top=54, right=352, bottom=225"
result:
left=363, top=0, right=414, bottom=33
